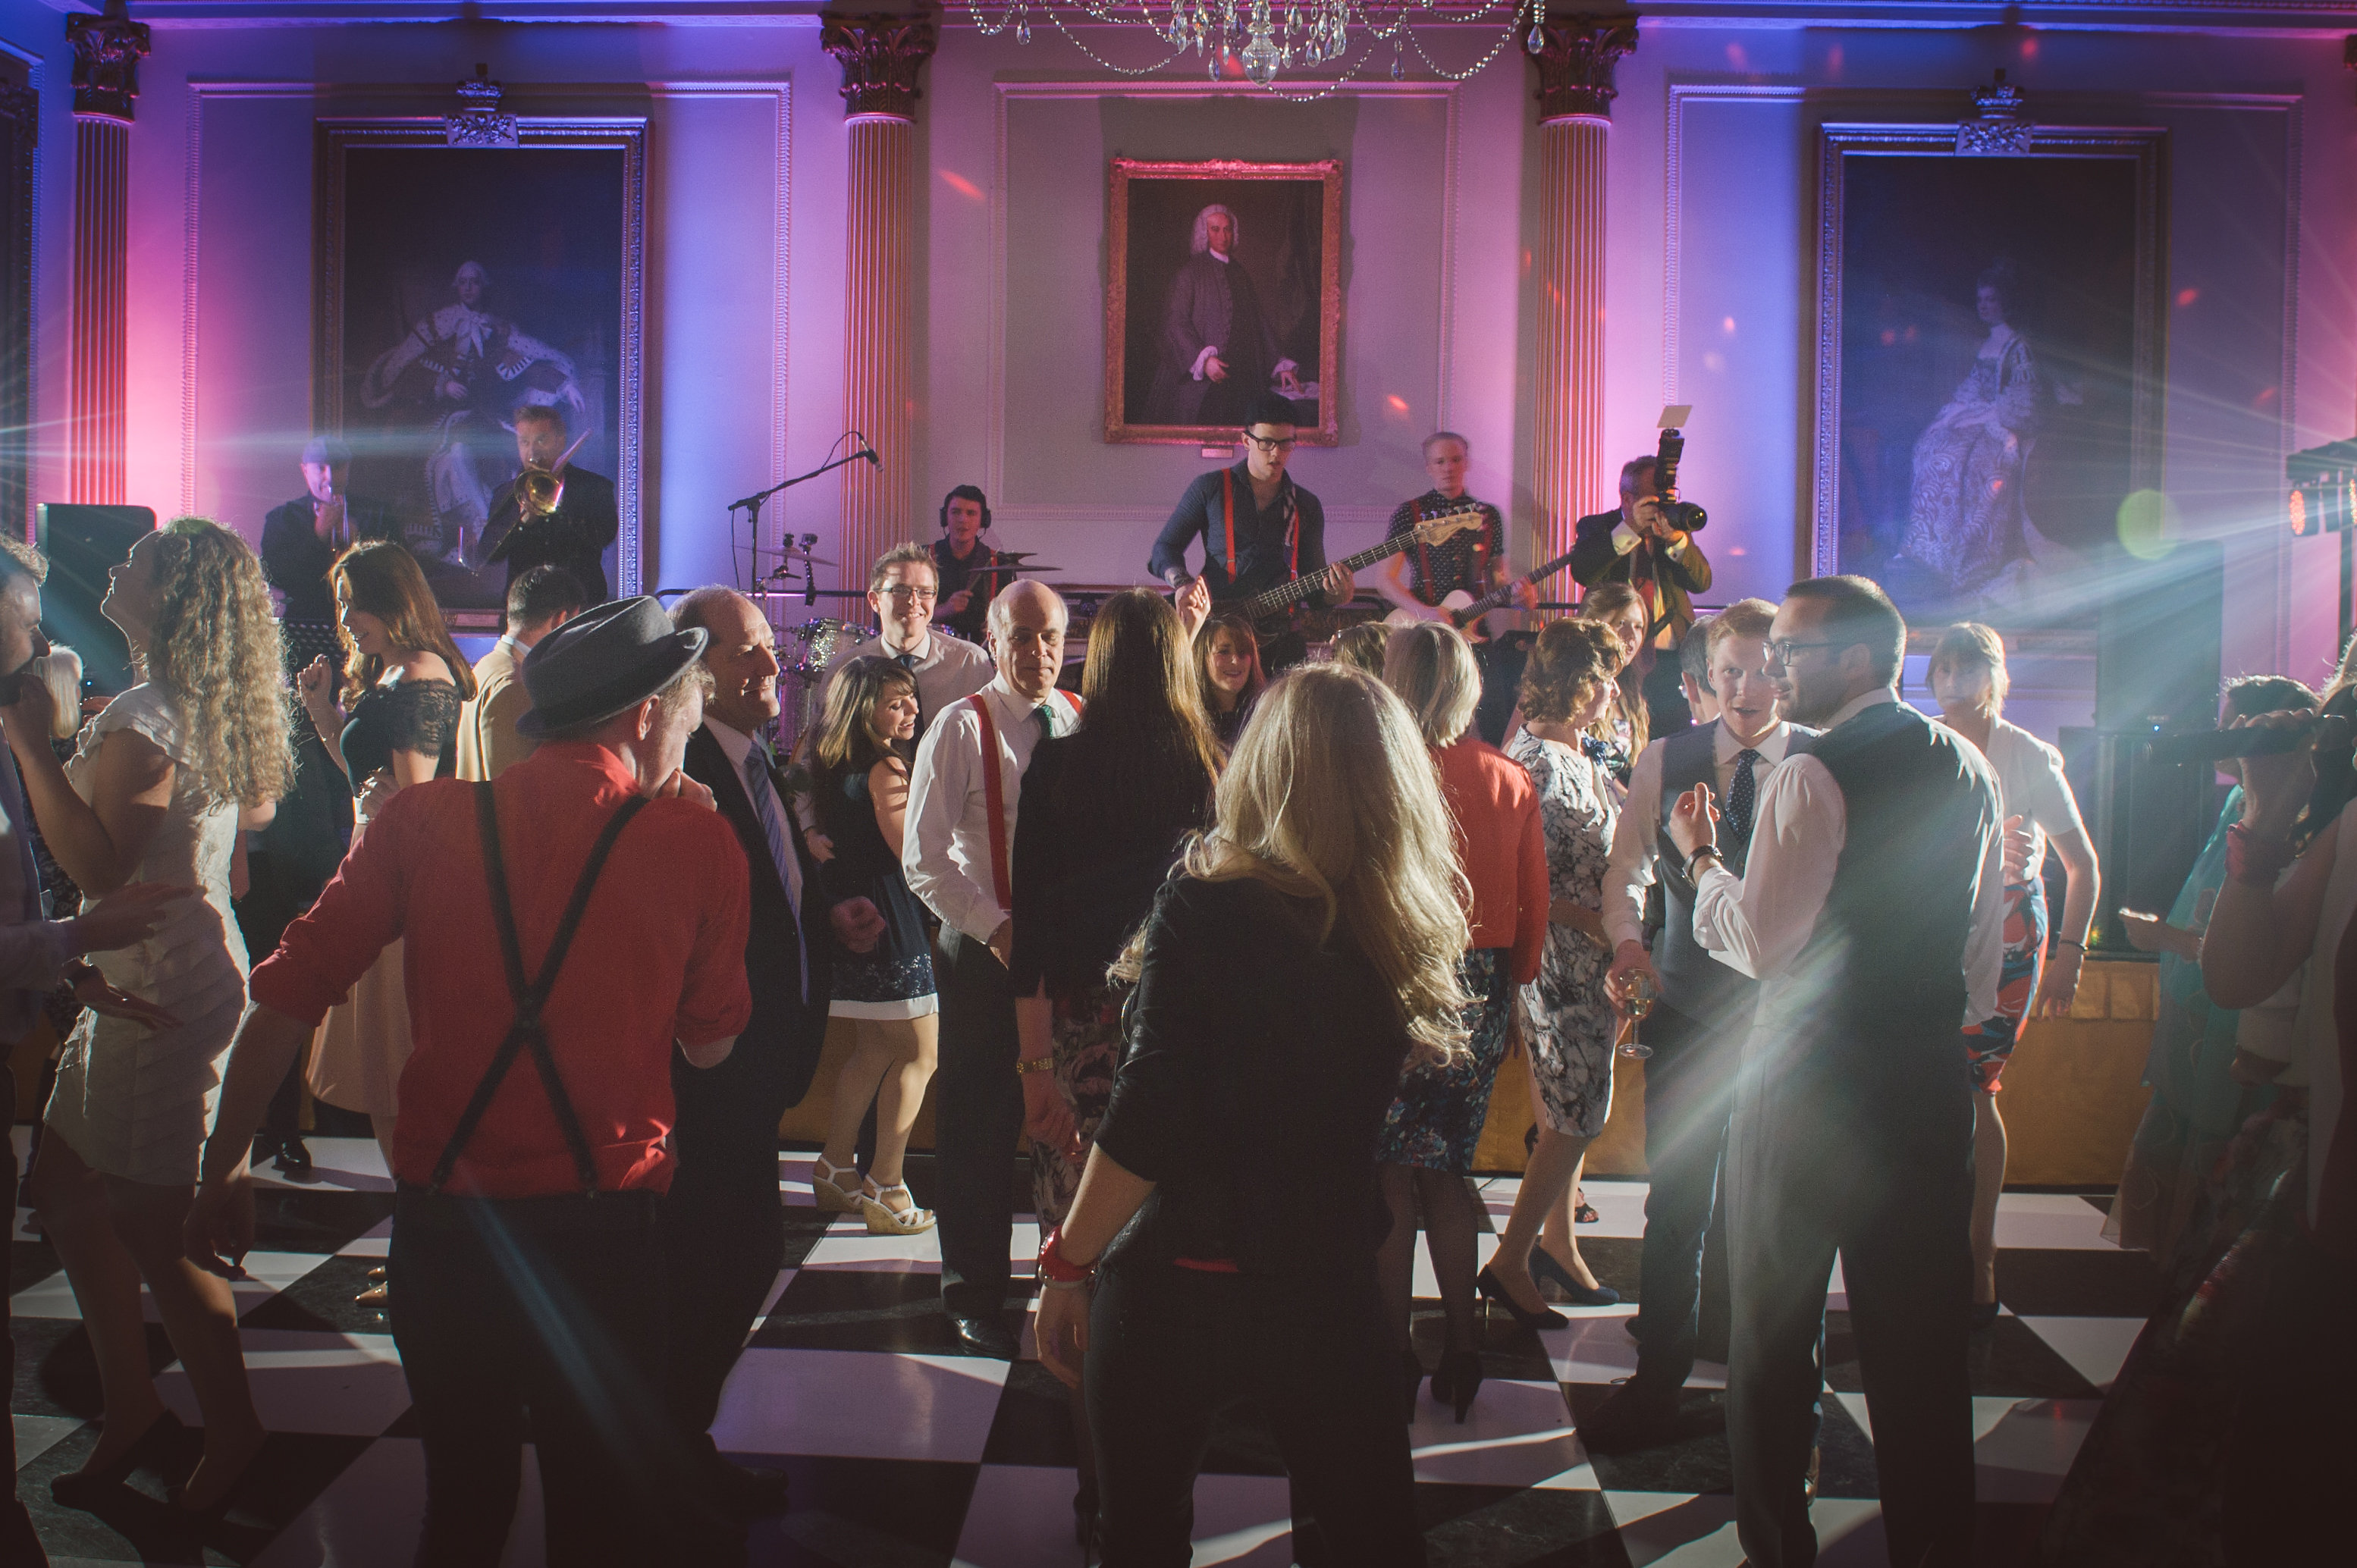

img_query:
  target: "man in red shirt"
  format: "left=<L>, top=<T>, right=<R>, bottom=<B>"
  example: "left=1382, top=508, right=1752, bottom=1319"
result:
left=186, top=597, right=752, bottom=1567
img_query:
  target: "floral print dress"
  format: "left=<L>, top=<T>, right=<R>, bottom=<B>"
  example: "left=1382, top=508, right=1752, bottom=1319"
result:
left=1510, top=729, right=1620, bottom=1138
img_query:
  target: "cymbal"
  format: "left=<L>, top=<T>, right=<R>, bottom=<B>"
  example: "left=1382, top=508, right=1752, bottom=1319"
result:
left=981, top=564, right=1062, bottom=574
left=781, top=547, right=837, bottom=566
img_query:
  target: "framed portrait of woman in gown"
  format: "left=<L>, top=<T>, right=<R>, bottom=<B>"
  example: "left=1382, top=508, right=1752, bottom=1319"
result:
left=318, top=116, right=646, bottom=624
left=1812, top=122, right=2164, bottom=621
left=1103, top=158, right=1343, bottom=447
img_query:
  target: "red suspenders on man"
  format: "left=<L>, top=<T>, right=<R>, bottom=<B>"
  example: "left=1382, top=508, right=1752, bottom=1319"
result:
left=962, top=691, right=1085, bottom=913
left=1219, top=469, right=1298, bottom=592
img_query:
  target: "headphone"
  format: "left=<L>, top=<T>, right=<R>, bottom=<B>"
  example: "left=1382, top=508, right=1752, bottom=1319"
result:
left=938, top=485, right=992, bottom=535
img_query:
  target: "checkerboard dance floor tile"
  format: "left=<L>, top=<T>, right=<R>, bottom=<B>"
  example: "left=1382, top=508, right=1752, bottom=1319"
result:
left=8, top=1143, right=2151, bottom=1563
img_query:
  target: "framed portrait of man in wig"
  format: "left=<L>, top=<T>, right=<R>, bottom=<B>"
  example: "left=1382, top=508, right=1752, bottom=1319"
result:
left=318, top=113, right=645, bottom=624
left=1105, top=158, right=1342, bottom=447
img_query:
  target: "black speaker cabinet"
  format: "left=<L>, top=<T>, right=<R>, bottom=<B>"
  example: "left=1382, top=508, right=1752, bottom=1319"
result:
left=2061, top=723, right=2220, bottom=954
left=34, top=503, right=152, bottom=697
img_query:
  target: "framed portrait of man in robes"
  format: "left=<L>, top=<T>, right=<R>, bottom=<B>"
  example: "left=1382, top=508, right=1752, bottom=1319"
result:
left=318, top=118, right=645, bottom=624
left=1812, top=121, right=2163, bottom=623
left=1105, top=158, right=1342, bottom=447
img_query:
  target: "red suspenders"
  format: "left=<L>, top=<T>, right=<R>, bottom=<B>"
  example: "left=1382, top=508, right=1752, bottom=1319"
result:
left=962, top=691, right=1084, bottom=915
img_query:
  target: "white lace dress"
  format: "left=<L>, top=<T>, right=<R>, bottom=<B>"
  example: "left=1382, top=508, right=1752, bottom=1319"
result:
left=42, top=685, right=250, bottom=1186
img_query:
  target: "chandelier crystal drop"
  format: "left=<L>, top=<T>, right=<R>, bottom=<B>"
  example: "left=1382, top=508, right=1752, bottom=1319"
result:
left=968, top=0, right=1558, bottom=93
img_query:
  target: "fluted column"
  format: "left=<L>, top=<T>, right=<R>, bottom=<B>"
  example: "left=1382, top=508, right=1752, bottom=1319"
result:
left=823, top=14, right=935, bottom=586
left=1527, top=15, right=1635, bottom=601
left=64, top=1, right=148, bottom=507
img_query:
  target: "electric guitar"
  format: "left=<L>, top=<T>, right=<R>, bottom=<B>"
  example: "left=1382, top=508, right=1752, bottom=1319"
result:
left=1215, top=499, right=1487, bottom=635
left=1384, top=544, right=1580, bottom=635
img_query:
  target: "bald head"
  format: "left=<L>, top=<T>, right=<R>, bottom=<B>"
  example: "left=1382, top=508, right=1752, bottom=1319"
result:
left=987, top=579, right=1068, bottom=704
left=672, top=587, right=780, bottom=732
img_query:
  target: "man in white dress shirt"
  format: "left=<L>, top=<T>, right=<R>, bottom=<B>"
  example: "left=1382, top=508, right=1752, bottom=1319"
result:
left=821, top=543, right=993, bottom=730
left=1665, top=575, right=2002, bottom=1568
left=903, top=579, right=1077, bottom=1359
left=1585, top=599, right=1808, bottom=1451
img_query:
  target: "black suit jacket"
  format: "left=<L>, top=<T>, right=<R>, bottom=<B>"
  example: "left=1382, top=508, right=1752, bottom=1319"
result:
left=482, top=466, right=620, bottom=604
left=1568, top=508, right=1714, bottom=643
left=681, top=724, right=831, bottom=1110
left=260, top=494, right=401, bottom=624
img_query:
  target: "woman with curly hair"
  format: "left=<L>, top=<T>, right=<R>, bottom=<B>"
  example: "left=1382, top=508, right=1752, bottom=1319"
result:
left=1576, top=583, right=1649, bottom=786
left=7, top=518, right=291, bottom=1514
left=297, top=541, right=472, bottom=1271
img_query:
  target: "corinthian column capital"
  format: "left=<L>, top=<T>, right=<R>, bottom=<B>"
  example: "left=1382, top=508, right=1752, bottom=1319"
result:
left=67, top=0, right=151, bottom=124
left=821, top=14, right=939, bottom=121
left=1526, top=13, right=1639, bottom=124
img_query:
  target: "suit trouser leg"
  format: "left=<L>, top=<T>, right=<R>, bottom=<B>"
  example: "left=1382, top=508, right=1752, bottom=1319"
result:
left=1726, top=1055, right=1845, bottom=1568
left=933, top=928, right=1022, bottom=1322
left=664, top=1042, right=796, bottom=1439
left=1632, top=1002, right=1736, bottom=1391
left=1840, top=1059, right=1977, bottom=1568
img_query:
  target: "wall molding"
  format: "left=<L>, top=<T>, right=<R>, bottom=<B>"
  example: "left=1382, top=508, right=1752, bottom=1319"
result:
left=1662, top=81, right=1806, bottom=407
left=989, top=77, right=1460, bottom=513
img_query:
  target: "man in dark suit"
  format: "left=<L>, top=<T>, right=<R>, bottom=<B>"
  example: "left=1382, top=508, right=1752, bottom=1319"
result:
left=665, top=587, right=887, bottom=1544
left=482, top=405, right=620, bottom=603
left=1570, top=453, right=1715, bottom=735
left=258, top=435, right=400, bottom=625
left=1146, top=204, right=1303, bottom=427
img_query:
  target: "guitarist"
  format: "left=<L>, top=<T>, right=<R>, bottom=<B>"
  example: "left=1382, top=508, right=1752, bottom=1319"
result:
left=1570, top=454, right=1713, bottom=735
left=1150, top=393, right=1354, bottom=672
left=1375, top=431, right=1536, bottom=636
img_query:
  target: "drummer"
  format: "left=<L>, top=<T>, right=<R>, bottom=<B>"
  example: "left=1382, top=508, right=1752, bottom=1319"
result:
left=932, top=485, right=1003, bottom=644
left=821, top=541, right=993, bottom=734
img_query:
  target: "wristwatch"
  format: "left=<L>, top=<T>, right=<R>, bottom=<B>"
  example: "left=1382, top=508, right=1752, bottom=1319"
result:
left=1685, top=845, right=1725, bottom=879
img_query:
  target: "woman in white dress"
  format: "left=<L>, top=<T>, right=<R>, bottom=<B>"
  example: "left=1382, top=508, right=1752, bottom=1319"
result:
left=9, top=519, right=291, bottom=1513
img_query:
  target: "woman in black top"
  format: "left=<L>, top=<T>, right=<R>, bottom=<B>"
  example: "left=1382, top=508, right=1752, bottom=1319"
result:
left=1032, top=663, right=1473, bottom=1568
left=294, top=542, right=470, bottom=1277
left=1009, top=588, right=1221, bottom=1546
left=1194, top=611, right=1266, bottom=750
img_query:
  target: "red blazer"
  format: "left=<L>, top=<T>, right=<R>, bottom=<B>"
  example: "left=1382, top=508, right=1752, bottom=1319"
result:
left=1434, top=738, right=1549, bottom=986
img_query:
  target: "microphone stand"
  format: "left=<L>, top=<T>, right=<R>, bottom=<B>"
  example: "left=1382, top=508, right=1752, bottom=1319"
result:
left=728, top=435, right=879, bottom=591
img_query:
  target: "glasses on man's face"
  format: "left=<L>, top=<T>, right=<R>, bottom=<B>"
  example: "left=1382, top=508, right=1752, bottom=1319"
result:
left=882, top=585, right=937, bottom=602
left=1245, top=434, right=1297, bottom=453
left=1767, top=639, right=1845, bottom=666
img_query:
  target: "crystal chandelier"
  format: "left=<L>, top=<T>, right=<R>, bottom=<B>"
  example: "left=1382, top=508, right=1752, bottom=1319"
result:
left=963, top=1, right=1553, bottom=93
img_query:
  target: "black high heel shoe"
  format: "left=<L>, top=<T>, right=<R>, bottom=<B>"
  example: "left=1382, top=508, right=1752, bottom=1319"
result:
left=271, top=1137, right=312, bottom=1178
left=1529, top=1248, right=1621, bottom=1307
left=1432, top=1348, right=1484, bottom=1424
left=1073, top=1477, right=1099, bottom=1554
left=49, top=1410, right=183, bottom=1507
left=1477, top=1264, right=1568, bottom=1331
left=1398, top=1347, right=1424, bottom=1423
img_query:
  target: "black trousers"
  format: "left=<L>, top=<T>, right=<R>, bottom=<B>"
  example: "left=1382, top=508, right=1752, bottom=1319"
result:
left=2, top=1060, right=42, bottom=1566
left=664, top=1040, right=800, bottom=1441
left=1631, top=999, right=1737, bottom=1390
left=1725, top=1033, right=1976, bottom=1568
left=1087, top=1259, right=1425, bottom=1568
left=933, top=927, right=1023, bottom=1322
left=388, top=1186, right=682, bottom=1568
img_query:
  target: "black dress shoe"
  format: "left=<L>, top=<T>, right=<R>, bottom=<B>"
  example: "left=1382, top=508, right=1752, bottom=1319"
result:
left=703, top=1453, right=792, bottom=1519
left=948, top=1314, right=1018, bottom=1359
left=1579, top=1380, right=1701, bottom=1454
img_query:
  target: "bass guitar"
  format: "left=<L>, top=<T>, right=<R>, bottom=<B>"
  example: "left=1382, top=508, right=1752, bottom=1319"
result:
left=1384, top=544, right=1580, bottom=635
left=1216, top=499, right=1488, bottom=636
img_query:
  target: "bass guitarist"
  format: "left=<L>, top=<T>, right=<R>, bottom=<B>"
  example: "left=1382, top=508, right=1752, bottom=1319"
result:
left=1374, top=431, right=1537, bottom=638
left=1150, top=392, right=1354, bottom=671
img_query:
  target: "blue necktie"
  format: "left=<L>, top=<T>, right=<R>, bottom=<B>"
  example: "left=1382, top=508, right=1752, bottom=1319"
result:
left=1725, top=748, right=1762, bottom=866
left=742, top=745, right=808, bottom=1004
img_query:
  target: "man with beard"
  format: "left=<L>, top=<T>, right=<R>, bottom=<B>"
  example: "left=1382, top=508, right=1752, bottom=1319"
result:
left=1663, top=575, right=2002, bottom=1568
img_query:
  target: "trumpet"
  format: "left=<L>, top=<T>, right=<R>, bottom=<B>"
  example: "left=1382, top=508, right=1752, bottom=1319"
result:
left=517, top=465, right=564, bottom=521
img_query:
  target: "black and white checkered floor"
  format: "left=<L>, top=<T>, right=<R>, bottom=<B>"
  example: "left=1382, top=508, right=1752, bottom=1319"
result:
left=8, top=1134, right=2150, bottom=1565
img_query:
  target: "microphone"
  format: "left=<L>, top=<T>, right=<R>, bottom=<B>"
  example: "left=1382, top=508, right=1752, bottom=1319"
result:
left=2142, top=713, right=2347, bottom=766
left=860, top=447, right=880, bottom=466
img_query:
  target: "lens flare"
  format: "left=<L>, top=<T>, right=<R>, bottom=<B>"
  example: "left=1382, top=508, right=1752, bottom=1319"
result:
left=2117, top=488, right=2180, bottom=560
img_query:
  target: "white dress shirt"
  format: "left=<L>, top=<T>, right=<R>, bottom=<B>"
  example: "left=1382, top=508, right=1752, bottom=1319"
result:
left=903, top=676, right=1081, bottom=946
left=1690, top=689, right=2006, bottom=1026
left=821, top=626, right=993, bottom=723
left=1603, top=720, right=1802, bottom=952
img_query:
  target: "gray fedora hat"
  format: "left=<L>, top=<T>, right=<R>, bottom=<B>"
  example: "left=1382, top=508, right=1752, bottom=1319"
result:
left=516, top=596, right=708, bottom=740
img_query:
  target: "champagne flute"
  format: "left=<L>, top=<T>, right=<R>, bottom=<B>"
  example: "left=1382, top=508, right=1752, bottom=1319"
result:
left=1619, top=971, right=1656, bottom=1061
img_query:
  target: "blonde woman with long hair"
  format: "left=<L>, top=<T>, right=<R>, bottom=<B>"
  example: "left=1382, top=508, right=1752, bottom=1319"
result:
left=1031, top=663, right=1465, bottom=1566
left=1577, top=582, right=1650, bottom=785
left=8, top=519, right=291, bottom=1514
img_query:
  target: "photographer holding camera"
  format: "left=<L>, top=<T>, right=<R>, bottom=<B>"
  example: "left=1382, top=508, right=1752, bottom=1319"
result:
left=1571, top=450, right=1714, bottom=735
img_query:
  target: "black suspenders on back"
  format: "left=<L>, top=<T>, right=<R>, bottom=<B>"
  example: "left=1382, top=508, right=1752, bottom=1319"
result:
left=426, top=784, right=652, bottom=1199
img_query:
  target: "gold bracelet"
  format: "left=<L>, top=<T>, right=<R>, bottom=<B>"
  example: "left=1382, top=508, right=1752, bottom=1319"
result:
left=1015, top=1056, right=1056, bottom=1076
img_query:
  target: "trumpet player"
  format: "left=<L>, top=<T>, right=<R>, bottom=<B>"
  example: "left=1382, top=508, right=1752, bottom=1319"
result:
left=482, top=404, right=620, bottom=604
